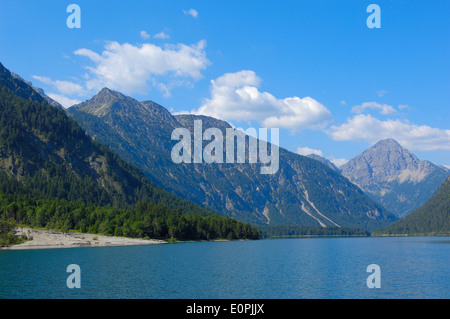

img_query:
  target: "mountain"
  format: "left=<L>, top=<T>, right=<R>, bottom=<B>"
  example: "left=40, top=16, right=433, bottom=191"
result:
left=373, top=176, right=450, bottom=236
left=67, top=88, right=396, bottom=230
left=441, top=165, right=450, bottom=174
left=0, top=64, right=46, bottom=103
left=10, top=72, right=62, bottom=108
left=306, top=154, right=340, bottom=172
left=0, top=62, right=214, bottom=216
left=339, top=139, right=449, bottom=218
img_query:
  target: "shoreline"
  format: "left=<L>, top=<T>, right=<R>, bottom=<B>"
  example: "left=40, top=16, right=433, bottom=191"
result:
left=0, top=227, right=167, bottom=250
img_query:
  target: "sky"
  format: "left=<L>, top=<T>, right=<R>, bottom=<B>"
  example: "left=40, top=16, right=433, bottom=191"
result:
left=0, top=0, right=449, bottom=167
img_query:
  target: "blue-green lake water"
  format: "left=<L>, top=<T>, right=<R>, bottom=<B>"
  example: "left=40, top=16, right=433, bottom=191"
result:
left=0, top=237, right=449, bottom=299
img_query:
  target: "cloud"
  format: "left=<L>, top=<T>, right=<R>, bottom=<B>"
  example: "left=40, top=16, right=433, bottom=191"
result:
left=183, top=8, right=198, bottom=18
left=32, top=76, right=86, bottom=96
left=47, top=93, right=81, bottom=108
left=330, top=158, right=349, bottom=167
left=31, top=75, right=84, bottom=108
left=328, top=114, right=450, bottom=151
left=296, top=147, right=323, bottom=157
left=73, top=39, right=210, bottom=95
left=140, top=30, right=170, bottom=40
left=377, top=90, right=388, bottom=97
left=153, top=31, right=170, bottom=40
left=398, top=104, right=413, bottom=111
left=191, top=70, right=332, bottom=130
left=140, top=30, right=151, bottom=40
left=296, top=147, right=349, bottom=168
left=351, top=102, right=397, bottom=115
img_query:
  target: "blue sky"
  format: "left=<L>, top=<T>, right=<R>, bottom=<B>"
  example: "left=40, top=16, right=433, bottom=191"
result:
left=1, top=0, right=449, bottom=167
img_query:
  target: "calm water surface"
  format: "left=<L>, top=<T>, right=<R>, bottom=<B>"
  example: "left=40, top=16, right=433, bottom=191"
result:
left=0, top=237, right=449, bottom=299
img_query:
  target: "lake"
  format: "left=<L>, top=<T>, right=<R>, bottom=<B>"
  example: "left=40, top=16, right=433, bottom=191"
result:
left=0, top=237, right=449, bottom=299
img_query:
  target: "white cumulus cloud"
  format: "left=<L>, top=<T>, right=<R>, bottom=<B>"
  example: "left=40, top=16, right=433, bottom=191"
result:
left=191, top=70, right=332, bottom=130
left=32, top=76, right=86, bottom=96
left=331, top=158, right=349, bottom=167
left=296, top=147, right=324, bottom=157
left=73, top=40, right=210, bottom=96
left=183, top=8, right=198, bottom=18
left=351, top=101, right=397, bottom=115
left=153, top=31, right=170, bottom=40
left=33, top=40, right=210, bottom=103
left=140, top=30, right=151, bottom=40
left=328, top=114, right=450, bottom=151
left=46, top=93, right=81, bottom=109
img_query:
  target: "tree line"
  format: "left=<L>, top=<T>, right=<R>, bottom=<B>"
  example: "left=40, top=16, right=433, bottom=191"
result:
left=257, top=225, right=370, bottom=238
left=0, top=192, right=259, bottom=243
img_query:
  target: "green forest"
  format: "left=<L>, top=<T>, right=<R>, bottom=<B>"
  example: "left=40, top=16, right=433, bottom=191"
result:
left=0, top=192, right=259, bottom=245
left=0, top=63, right=259, bottom=245
left=373, top=177, right=450, bottom=236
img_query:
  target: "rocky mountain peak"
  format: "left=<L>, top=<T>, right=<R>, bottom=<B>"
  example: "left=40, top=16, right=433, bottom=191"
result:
left=97, top=87, right=121, bottom=98
left=89, top=87, right=127, bottom=105
left=72, top=87, right=143, bottom=117
left=340, top=138, right=422, bottom=184
left=375, top=138, right=401, bottom=147
left=340, top=138, right=449, bottom=217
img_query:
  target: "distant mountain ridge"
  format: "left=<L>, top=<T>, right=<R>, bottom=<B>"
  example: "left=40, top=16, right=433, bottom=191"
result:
left=339, top=138, right=449, bottom=217
left=10, top=72, right=62, bottom=108
left=306, top=154, right=340, bottom=172
left=67, top=87, right=396, bottom=230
